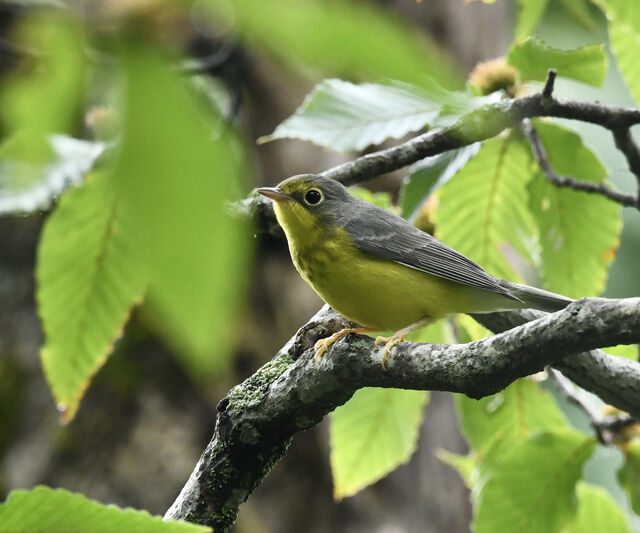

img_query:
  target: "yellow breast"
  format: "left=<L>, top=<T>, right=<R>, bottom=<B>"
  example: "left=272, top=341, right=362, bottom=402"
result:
left=274, top=200, right=476, bottom=332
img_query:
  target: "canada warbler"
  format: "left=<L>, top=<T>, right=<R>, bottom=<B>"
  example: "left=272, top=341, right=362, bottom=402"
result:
left=258, top=174, right=572, bottom=367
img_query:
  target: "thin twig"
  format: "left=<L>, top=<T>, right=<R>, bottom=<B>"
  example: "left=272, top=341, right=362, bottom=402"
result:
left=612, top=127, right=640, bottom=208
left=522, top=120, right=638, bottom=207
left=542, top=68, right=557, bottom=98
left=549, top=368, right=639, bottom=444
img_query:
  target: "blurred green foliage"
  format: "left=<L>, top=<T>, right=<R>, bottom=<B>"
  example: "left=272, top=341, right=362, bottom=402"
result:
left=203, top=0, right=463, bottom=89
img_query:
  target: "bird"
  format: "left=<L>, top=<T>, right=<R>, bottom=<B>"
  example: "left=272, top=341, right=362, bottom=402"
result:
left=257, top=174, right=572, bottom=368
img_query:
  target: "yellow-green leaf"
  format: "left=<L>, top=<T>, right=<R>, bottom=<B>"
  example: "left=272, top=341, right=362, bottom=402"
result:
left=329, top=321, right=450, bottom=499
left=0, top=12, right=85, bottom=163
left=0, top=486, right=209, bottom=533
left=528, top=122, right=622, bottom=298
left=36, top=173, right=146, bottom=422
left=563, top=482, right=634, bottom=533
left=455, top=378, right=568, bottom=474
left=507, top=37, right=607, bottom=86
left=474, top=431, right=596, bottom=533
left=113, top=42, right=250, bottom=373
left=515, top=0, right=550, bottom=41
left=618, top=439, right=640, bottom=515
left=435, top=136, right=537, bottom=282
left=330, top=387, right=428, bottom=499
left=595, top=0, right=640, bottom=104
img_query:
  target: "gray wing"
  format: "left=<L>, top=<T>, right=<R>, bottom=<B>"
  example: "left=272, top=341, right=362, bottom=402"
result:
left=343, top=205, right=519, bottom=301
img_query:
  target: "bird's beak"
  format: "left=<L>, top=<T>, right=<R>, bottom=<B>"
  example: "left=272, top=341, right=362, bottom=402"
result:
left=257, top=187, right=292, bottom=202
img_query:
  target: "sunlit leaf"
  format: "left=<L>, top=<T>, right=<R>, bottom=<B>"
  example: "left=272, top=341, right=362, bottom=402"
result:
left=515, top=0, right=550, bottom=41
left=563, top=482, right=634, bottom=533
left=330, top=387, right=428, bottom=499
left=203, top=0, right=463, bottom=90
left=0, top=135, right=105, bottom=215
left=473, top=431, right=596, bottom=533
left=113, top=42, right=250, bottom=374
left=260, top=80, right=442, bottom=152
left=602, top=344, right=639, bottom=360
left=507, top=38, right=607, bottom=86
left=594, top=0, right=640, bottom=104
left=618, top=440, right=640, bottom=515
left=435, top=136, right=537, bottom=282
left=0, top=486, right=209, bottom=533
left=400, top=143, right=480, bottom=221
left=36, top=173, right=146, bottom=423
left=528, top=122, right=622, bottom=298
left=455, top=378, right=568, bottom=474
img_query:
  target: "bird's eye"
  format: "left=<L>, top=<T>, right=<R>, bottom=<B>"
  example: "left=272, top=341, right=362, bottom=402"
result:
left=304, top=188, right=323, bottom=206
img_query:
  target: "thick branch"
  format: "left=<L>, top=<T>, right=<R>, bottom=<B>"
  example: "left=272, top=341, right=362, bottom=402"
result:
left=522, top=120, right=638, bottom=207
left=470, top=308, right=640, bottom=418
left=165, top=297, right=640, bottom=531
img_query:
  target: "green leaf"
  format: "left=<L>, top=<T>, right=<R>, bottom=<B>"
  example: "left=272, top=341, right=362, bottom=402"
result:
left=113, top=42, right=250, bottom=372
left=329, top=321, right=450, bottom=499
left=36, top=173, right=146, bottom=423
left=595, top=0, right=640, bottom=104
left=260, top=80, right=442, bottom=152
left=455, top=378, right=569, bottom=474
left=532, top=121, right=608, bottom=180
left=435, top=136, right=537, bottom=282
left=473, top=431, right=596, bottom=533
left=0, top=135, right=105, bottom=215
left=0, top=12, right=85, bottom=163
left=528, top=122, right=622, bottom=298
left=330, top=387, right=428, bottom=499
left=349, top=186, right=397, bottom=213
left=515, top=0, right=550, bottom=41
left=507, top=38, right=607, bottom=86
left=400, top=143, right=480, bottom=221
left=436, top=449, right=476, bottom=489
left=0, top=486, right=210, bottom=533
left=563, top=482, right=634, bottom=533
left=203, top=0, right=463, bottom=90
left=618, top=440, right=640, bottom=515
left=558, top=0, right=598, bottom=31
left=602, top=344, right=639, bottom=360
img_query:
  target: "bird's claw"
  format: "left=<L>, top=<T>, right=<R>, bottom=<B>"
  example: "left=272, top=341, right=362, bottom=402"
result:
left=375, top=335, right=404, bottom=370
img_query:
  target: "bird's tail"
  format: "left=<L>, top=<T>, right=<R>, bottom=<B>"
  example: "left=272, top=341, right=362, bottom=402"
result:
left=500, top=280, right=574, bottom=313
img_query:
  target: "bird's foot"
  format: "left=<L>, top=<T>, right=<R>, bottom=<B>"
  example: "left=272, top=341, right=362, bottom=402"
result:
left=374, top=333, right=405, bottom=370
left=314, top=328, right=376, bottom=362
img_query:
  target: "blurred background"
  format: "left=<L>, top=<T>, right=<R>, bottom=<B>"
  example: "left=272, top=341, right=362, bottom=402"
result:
left=0, top=1, right=638, bottom=532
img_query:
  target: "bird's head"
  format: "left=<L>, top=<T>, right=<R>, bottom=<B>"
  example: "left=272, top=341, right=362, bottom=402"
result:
left=257, top=174, right=353, bottom=238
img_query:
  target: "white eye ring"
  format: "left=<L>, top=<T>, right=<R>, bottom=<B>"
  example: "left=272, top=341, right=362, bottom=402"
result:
left=304, top=188, right=324, bottom=206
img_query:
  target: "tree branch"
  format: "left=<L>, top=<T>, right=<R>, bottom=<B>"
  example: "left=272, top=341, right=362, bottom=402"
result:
left=522, top=119, right=638, bottom=207
left=612, top=127, right=640, bottom=207
left=549, top=368, right=639, bottom=445
left=165, top=297, right=640, bottom=531
left=242, top=72, right=640, bottom=230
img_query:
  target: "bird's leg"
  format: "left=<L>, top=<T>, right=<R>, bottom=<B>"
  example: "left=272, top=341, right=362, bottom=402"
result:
left=375, top=317, right=433, bottom=370
left=314, top=327, right=377, bottom=362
